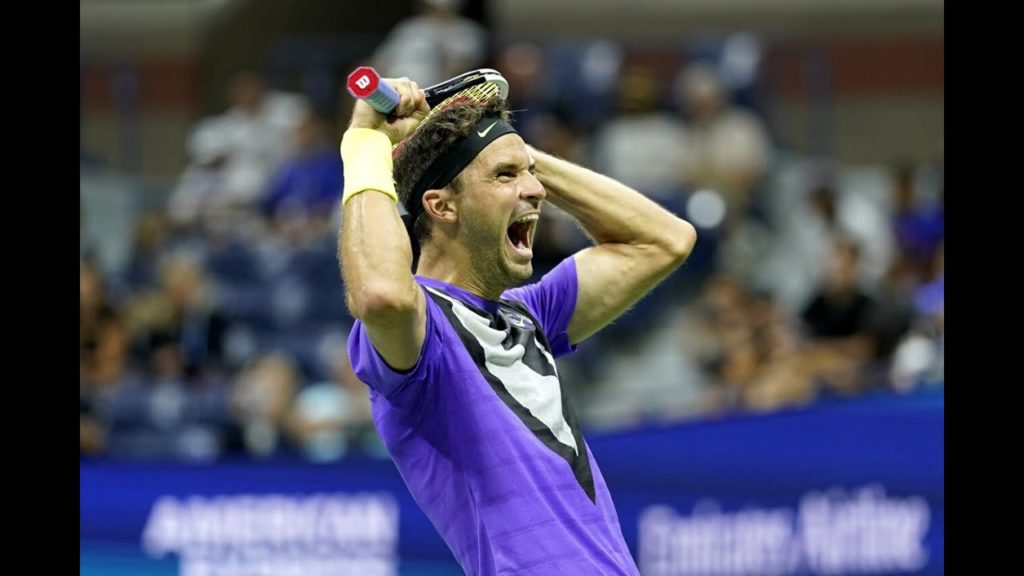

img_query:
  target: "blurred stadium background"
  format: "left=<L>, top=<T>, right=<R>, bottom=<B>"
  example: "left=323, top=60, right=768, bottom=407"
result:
left=80, top=0, right=943, bottom=574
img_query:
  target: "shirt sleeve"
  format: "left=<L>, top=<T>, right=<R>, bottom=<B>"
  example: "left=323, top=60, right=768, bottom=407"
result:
left=346, top=285, right=445, bottom=406
left=502, top=256, right=579, bottom=358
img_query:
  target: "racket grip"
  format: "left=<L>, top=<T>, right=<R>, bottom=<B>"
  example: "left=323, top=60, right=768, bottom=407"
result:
left=346, top=66, right=401, bottom=114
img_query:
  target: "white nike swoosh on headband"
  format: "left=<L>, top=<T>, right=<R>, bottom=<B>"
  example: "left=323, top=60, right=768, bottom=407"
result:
left=477, top=121, right=498, bottom=138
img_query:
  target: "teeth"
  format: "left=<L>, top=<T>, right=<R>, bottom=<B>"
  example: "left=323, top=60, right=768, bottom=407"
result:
left=513, top=214, right=539, bottom=224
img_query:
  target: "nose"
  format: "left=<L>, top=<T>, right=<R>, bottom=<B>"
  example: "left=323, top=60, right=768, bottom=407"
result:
left=520, top=172, right=546, bottom=205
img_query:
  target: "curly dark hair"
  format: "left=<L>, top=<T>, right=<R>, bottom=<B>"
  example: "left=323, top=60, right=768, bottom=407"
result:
left=394, top=98, right=512, bottom=244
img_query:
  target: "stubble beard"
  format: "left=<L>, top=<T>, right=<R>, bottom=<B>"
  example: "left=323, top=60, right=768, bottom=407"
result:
left=463, top=218, right=532, bottom=293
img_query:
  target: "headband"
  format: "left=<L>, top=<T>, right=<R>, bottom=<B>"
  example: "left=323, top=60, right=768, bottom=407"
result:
left=402, top=115, right=518, bottom=245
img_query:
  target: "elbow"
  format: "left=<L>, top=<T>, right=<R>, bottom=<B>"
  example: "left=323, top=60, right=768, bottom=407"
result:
left=347, top=281, right=419, bottom=324
left=664, top=218, right=698, bottom=264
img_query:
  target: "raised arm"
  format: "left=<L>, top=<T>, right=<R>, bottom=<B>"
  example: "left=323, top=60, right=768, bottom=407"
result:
left=340, top=78, right=429, bottom=371
left=528, top=146, right=697, bottom=345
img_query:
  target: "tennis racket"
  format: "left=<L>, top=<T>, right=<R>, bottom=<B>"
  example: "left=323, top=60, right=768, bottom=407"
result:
left=346, top=66, right=508, bottom=118
left=347, top=66, right=510, bottom=158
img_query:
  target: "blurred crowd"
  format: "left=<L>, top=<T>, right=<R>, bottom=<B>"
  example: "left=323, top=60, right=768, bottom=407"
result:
left=80, top=6, right=943, bottom=460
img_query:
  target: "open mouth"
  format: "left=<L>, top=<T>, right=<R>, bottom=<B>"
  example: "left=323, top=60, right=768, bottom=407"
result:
left=506, top=213, right=539, bottom=259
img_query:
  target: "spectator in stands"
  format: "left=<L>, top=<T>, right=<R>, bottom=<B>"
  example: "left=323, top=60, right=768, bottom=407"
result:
left=81, top=259, right=129, bottom=392
left=890, top=162, right=944, bottom=283
left=119, top=212, right=171, bottom=293
left=737, top=291, right=817, bottom=413
left=673, top=63, right=771, bottom=223
left=759, top=159, right=898, bottom=307
left=496, top=41, right=554, bottom=145
left=82, top=258, right=130, bottom=458
left=678, top=273, right=812, bottom=415
left=592, top=65, right=690, bottom=201
left=261, top=112, right=343, bottom=231
left=685, top=274, right=760, bottom=412
left=890, top=242, right=943, bottom=391
left=124, top=251, right=227, bottom=379
left=227, top=352, right=301, bottom=458
left=167, top=116, right=231, bottom=231
left=168, top=70, right=310, bottom=230
left=81, top=351, right=108, bottom=456
left=863, top=258, right=917, bottom=377
left=104, top=329, right=232, bottom=461
left=796, top=238, right=878, bottom=396
left=801, top=239, right=875, bottom=343
left=287, top=334, right=376, bottom=462
left=694, top=240, right=882, bottom=415
left=371, top=0, right=488, bottom=88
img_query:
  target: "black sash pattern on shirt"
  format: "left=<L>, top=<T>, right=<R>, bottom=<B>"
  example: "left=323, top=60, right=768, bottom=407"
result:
left=425, top=287, right=596, bottom=503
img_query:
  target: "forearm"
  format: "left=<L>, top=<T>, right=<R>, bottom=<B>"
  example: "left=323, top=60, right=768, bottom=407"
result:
left=339, top=129, right=418, bottom=320
left=531, top=147, right=697, bottom=343
left=529, top=146, right=695, bottom=255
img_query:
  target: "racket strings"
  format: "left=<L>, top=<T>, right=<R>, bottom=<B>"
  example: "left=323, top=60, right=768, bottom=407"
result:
left=392, top=81, right=504, bottom=158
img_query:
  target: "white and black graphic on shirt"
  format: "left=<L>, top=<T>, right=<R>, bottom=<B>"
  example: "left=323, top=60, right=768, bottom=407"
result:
left=425, top=287, right=596, bottom=502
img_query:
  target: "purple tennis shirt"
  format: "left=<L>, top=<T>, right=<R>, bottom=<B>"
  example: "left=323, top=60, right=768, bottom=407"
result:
left=348, top=256, right=639, bottom=575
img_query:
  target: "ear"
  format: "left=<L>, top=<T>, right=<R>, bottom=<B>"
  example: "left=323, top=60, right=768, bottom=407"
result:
left=422, top=188, right=458, bottom=225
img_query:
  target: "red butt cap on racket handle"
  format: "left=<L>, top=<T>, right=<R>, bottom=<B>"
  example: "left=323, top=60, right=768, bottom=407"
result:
left=346, top=66, right=401, bottom=114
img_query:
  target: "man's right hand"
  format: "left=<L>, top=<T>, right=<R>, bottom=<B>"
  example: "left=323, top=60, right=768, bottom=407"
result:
left=349, top=77, right=429, bottom=145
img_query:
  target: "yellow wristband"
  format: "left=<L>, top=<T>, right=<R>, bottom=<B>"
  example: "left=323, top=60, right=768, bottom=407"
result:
left=341, top=128, right=399, bottom=206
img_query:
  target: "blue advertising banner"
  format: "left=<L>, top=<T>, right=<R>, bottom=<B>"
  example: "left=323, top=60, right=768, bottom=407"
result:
left=81, top=388, right=943, bottom=576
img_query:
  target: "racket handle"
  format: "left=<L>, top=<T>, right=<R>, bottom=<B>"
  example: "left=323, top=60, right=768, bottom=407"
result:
left=346, top=66, right=400, bottom=114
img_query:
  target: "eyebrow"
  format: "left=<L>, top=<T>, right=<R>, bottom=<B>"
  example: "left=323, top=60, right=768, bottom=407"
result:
left=492, top=161, right=532, bottom=174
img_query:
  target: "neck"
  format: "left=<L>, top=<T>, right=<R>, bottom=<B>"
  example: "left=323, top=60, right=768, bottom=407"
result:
left=416, top=241, right=506, bottom=301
